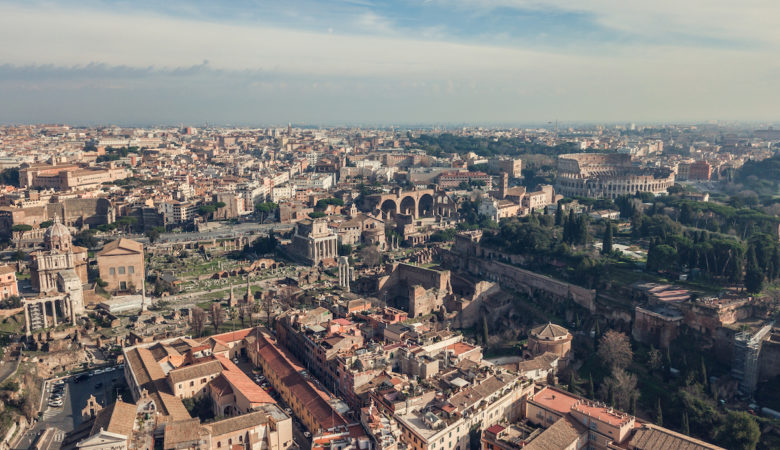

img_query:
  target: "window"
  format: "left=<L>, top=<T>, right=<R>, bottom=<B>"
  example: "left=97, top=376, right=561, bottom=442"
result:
left=120, top=281, right=127, bottom=290
left=217, top=443, right=221, bottom=448
left=109, top=268, right=115, bottom=275
left=128, top=266, right=134, bottom=274
left=190, top=381, right=194, bottom=387
left=118, top=266, right=126, bottom=275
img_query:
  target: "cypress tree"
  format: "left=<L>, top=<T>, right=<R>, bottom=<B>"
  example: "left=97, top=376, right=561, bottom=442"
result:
left=601, top=221, right=613, bottom=255
left=681, top=411, right=690, bottom=435
left=701, top=357, right=708, bottom=385
left=482, top=315, right=489, bottom=350
left=568, top=372, right=576, bottom=393
left=607, top=385, right=615, bottom=406
left=588, top=373, right=595, bottom=399
left=555, top=204, right=563, bottom=226
left=631, top=396, right=637, bottom=416
left=745, top=246, right=765, bottom=293
left=656, top=398, right=663, bottom=426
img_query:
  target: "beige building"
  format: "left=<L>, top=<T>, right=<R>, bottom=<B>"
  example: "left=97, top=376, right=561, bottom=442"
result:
left=30, top=218, right=88, bottom=293
left=289, top=218, right=338, bottom=266
left=97, top=238, right=144, bottom=294
left=0, top=265, right=18, bottom=300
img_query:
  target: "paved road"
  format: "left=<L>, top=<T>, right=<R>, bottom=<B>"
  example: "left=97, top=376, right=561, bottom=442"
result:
left=14, top=368, right=127, bottom=450
left=234, top=359, right=310, bottom=449
left=154, top=223, right=294, bottom=244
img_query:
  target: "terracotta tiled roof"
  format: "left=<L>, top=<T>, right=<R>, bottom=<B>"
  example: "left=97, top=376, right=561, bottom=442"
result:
left=90, top=401, right=137, bottom=437
left=523, top=416, right=586, bottom=450
left=215, top=355, right=275, bottom=404
left=206, top=410, right=269, bottom=438
left=163, top=419, right=208, bottom=449
left=531, top=323, right=570, bottom=339
left=168, top=360, right=223, bottom=385
left=629, top=424, right=725, bottom=450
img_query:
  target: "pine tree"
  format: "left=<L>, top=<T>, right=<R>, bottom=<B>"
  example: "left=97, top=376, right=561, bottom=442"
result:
left=656, top=398, right=663, bottom=426
left=601, top=221, right=613, bottom=255
left=555, top=204, right=563, bottom=226
left=681, top=411, right=690, bottom=435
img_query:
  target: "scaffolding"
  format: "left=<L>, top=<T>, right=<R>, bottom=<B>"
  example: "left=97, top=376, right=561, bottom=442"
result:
left=732, top=323, right=773, bottom=396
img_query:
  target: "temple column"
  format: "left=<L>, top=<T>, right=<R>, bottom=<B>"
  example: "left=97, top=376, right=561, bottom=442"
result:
left=24, top=304, right=30, bottom=336
left=52, top=300, right=58, bottom=327
left=70, top=298, right=76, bottom=323
left=42, top=302, right=48, bottom=329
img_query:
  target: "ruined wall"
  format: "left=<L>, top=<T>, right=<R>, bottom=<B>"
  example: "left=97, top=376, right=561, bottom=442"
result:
left=408, top=285, right=444, bottom=317
left=759, top=332, right=780, bottom=382
left=452, top=256, right=596, bottom=312
left=681, top=300, right=753, bottom=339
left=632, top=307, right=682, bottom=349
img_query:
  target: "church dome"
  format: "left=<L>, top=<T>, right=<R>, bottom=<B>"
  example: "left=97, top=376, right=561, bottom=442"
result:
left=44, top=216, right=72, bottom=252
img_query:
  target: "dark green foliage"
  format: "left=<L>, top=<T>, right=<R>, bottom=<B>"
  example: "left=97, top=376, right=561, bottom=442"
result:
left=338, top=244, right=352, bottom=256
left=315, top=198, right=344, bottom=210
left=0, top=168, right=20, bottom=187
left=714, top=411, right=760, bottom=450
left=656, top=398, right=663, bottom=426
left=412, top=133, right=580, bottom=158
left=601, top=221, right=613, bottom=255
left=11, top=224, right=32, bottom=232
left=430, top=228, right=456, bottom=242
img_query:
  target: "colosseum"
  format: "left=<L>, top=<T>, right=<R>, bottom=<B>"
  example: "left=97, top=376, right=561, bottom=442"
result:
left=556, top=153, right=675, bottom=199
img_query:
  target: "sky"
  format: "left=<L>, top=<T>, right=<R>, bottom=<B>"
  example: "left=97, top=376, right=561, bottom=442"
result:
left=1, top=0, right=779, bottom=126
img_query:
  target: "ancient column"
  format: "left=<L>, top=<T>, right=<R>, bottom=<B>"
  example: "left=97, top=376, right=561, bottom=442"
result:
left=42, top=302, right=48, bottom=329
left=51, top=300, right=58, bottom=327
left=24, top=303, right=31, bottom=335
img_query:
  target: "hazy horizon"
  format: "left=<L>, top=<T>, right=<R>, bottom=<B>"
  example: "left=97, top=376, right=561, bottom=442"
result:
left=2, top=1, right=780, bottom=125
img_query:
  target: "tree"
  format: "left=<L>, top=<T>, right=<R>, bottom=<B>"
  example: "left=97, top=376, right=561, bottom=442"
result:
left=359, top=245, right=382, bottom=268
left=700, top=357, right=708, bottom=385
left=587, top=373, right=595, bottom=399
left=714, top=411, right=760, bottom=450
left=554, top=204, right=563, bottom=226
left=482, top=315, right=489, bottom=350
left=338, top=244, right=353, bottom=256
left=190, top=307, right=206, bottom=337
left=74, top=230, right=99, bottom=248
left=597, top=330, right=633, bottom=370
left=601, top=221, right=613, bottom=255
left=656, top=398, right=663, bottom=426
left=646, top=243, right=678, bottom=273
left=599, top=368, right=637, bottom=410
left=744, top=247, right=765, bottom=293
left=117, top=216, right=137, bottom=232
left=567, top=372, right=576, bottom=393
left=11, top=224, right=32, bottom=232
left=681, top=411, right=690, bottom=435
left=255, top=202, right=278, bottom=223
left=648, top=346, right=663, bottom=371
left=210, top=303, right=223, bottom=333
left=146, top=227, right=162, bottom=243
left=13, top=249, right=26, bottom=261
